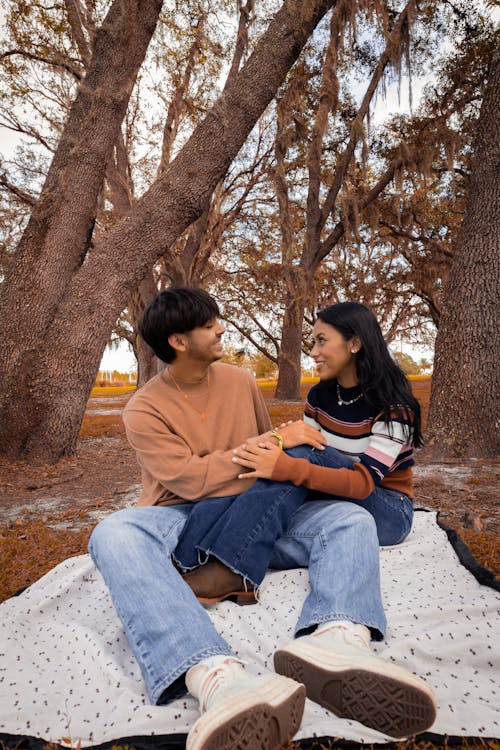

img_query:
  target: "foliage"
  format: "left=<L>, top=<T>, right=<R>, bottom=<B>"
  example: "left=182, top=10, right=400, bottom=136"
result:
left=211, top=0, right=495, bottom=398
left=1, top=0, right=493, bottom=360
left=392, top=349, right=421, bottom=374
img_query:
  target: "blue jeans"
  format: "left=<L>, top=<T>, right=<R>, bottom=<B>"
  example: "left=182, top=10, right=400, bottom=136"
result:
left=175, top=445, right=413, bottom=585
left=88, top=484, right=389, bottom=704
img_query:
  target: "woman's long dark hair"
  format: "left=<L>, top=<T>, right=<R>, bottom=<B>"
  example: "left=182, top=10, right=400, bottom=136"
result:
left=316, top=301, right=424, bottom=447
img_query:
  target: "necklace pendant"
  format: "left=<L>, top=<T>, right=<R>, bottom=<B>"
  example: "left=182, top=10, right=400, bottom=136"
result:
left=338, top=400, right=343, bottom=406
left=201, top=413, right=206, bottom=422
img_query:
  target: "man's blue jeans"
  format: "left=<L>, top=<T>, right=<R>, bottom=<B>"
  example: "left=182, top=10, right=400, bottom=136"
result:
left=175, top=444, right=413, bottom=587
left=88, top=446, right=408, bottom=704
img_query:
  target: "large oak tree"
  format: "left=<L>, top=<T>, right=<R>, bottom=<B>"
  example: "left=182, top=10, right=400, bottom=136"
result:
left=0, top=0, right=337, bottom=462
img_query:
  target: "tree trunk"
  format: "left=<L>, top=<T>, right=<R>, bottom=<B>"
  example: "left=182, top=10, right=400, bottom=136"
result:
left=426, top=51, right=499, bottom=458
left=275, top=268, right=311, bottom=400
left=135, top=336, right=161, bottom=389
left=133, top=274, right=161, bottom=389
left=0, top=0, right=162, bottom=365
left=0, top=0, right=337, bottom=462
left=0, top=0, right=163, bottom=459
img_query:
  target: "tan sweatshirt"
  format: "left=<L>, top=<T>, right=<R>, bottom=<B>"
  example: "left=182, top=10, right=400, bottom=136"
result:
left=122, top=362, right=272, bottom=506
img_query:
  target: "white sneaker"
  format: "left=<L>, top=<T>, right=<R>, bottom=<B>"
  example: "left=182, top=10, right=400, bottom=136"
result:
left=186, top=658, right=306, bottom=750
left=274, top=624, right=437, bottom=738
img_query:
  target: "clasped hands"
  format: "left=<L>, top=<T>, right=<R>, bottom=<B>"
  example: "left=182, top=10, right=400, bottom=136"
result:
left=232, top=420, right=327, bottom=479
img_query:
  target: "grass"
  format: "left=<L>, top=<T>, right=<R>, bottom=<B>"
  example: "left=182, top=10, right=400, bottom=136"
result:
left=90, top=385, right=136, bottom=397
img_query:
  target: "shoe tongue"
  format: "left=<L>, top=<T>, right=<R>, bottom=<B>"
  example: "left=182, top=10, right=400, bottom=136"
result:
left=200, top=661, right=244, bottom=711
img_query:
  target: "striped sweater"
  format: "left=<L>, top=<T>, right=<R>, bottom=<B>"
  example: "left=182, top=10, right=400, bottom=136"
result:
left=270, top=380, right=415, bottom=500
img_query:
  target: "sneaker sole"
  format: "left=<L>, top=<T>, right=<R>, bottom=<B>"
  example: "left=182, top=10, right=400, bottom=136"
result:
left=186, top=678, right=306, bottom=750
left=274, top=649, right=436, bottom=738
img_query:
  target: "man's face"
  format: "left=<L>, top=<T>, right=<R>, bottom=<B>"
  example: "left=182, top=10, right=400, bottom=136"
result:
left=183, top=318, right=226, bottom=364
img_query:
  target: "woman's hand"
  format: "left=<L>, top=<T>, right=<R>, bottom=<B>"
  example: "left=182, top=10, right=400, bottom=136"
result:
left=232, top=441, right=282, bottom=479
left=278, top=420, right=327, bottom=450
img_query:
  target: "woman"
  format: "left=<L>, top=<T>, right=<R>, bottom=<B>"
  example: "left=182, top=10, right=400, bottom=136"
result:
left=175, top=301, right=423, bottom=604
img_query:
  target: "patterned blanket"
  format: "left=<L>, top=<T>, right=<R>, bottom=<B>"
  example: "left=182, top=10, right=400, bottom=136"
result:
left=0, top=510, right=499, bottom=747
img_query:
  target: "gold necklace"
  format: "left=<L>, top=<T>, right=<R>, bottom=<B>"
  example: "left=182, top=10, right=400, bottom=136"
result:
left=168, top=368, right=210, bottom=422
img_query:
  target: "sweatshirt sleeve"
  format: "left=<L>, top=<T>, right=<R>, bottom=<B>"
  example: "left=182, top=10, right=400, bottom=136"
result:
left=123, top=407, right=243, bottom=501
left=271, top=452, right=375, bottom=500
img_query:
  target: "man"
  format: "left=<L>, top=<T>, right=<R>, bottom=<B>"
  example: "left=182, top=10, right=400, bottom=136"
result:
left=89, top=287, right=436, bottom=750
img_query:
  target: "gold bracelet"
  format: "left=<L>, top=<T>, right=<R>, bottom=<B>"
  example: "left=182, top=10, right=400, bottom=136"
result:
left=270, top=429, right=284, bottom=450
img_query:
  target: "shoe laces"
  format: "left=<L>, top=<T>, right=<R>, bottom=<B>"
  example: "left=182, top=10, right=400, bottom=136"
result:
left=315, top=623, right=371, bottom=650
left=199, top=660, right=244, bottom=712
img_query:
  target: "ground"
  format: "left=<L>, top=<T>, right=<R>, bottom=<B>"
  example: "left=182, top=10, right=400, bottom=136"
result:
left=1, top=379, right=498, bottom=603
left=0, top=380, right=498, bottom=749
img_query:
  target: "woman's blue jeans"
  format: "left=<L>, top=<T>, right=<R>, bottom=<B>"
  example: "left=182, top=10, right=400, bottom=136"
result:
left=175, top=444, right=413, bottom=586
left=88, top=446, right=409, bottom=703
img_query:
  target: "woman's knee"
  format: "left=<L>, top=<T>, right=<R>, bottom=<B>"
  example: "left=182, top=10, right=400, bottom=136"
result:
left=285, top=444, right=315, bottom=459
left=310, top=445, right=354, bottom=469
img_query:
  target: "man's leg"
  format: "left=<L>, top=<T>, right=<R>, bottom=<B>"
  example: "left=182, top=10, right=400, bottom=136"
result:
left=270, top=501, right=436, bottom=737
left=88, top=506, right=232, bottom=703
left=270, top=500, right=386, bottom=637
left=89, top=506, right=306, bottom=750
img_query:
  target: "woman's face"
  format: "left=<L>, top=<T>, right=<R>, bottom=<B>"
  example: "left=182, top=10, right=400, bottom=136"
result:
left=310, top=320, right=360, bottom=386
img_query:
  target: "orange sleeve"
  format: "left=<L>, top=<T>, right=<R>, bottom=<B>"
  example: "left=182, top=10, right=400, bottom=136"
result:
left=271, top=451, right=375, bottom=500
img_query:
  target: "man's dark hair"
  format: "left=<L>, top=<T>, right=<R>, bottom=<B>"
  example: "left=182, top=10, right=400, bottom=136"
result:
left=140, top=287, right=220, bottom=363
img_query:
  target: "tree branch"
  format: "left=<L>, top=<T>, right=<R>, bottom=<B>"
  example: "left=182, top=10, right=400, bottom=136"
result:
left=63, top=0, right=92, bottom=65
left=222, top=0, right=255, bottom=91
left=0, top=48, right=83, bottom=80
left=316, top=156, right=403, bottom=264
left=224, top=314, right=279, bottom=363
left=158, top=19, right=205, bottom=173
left=0, top=172, right=37, bottom=206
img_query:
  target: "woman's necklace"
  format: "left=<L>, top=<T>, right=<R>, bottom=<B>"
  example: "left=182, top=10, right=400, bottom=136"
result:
left=168, top=368, right=210, bottom=422
left=337, top=383, right=363, bottom=407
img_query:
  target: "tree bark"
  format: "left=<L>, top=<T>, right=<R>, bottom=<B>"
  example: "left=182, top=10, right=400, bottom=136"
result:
left=426, top=51, right=499, bottom=457
left=135, top=336, right=161, bottom=389
left=0, top=0, right=163, bottom=458
left=0, top=0, right=337, bottom=462
left=128, top=274, right=160, bottom=389
left=275, top=267, right=311, bottom=400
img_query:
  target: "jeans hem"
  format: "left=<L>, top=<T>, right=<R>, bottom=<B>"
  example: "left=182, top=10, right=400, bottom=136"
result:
left=199, top=548, right=259, bottom=590
left=171, top=552, right=198, bottom=573
left=294, top=614, right=386, bottom=642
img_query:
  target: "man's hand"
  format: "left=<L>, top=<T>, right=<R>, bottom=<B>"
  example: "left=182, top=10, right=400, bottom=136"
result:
left=234, top=421, right=326, bottom=457
left=278, top=420, right=327, bottom=450
left=232, top=442, right=282, bottom=479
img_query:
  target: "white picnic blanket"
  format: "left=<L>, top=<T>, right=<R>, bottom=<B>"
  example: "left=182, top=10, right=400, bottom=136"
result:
left=0, top=510, right=499, bottom=747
